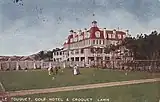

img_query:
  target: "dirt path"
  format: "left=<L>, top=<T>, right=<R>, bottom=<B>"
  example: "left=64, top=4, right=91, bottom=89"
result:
left=0, top=82, right=5, bottom=92
left=5, top=78, right=160, bottom=97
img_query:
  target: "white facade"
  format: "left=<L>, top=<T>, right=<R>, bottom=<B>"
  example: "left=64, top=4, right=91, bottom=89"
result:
left=53, top=21, right=127, bottom=64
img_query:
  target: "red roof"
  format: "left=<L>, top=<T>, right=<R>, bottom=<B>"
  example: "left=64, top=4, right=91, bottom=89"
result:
left=64, top=23, right=126, bottom=45
left=106, top=30, right=113, bottom=34
left=66, top=34, right=73, bottom=44
left=116, top=31, right=126, bottom=35
left=89, top=27, right=104, bottom=39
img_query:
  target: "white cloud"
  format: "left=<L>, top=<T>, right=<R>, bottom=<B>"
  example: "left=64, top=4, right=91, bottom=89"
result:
left=0, top=0, right=160, bottom=55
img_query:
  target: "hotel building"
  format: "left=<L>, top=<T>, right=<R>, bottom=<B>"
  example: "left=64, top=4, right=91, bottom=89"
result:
left=53, top=21, right=128, bottom=65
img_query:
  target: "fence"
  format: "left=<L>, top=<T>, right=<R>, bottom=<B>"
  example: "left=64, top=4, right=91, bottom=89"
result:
left=0, top=60, right=160, bottom=72
left=0, top=61, right=57, bottom=71
left=102, top=60, right=160, bottom=72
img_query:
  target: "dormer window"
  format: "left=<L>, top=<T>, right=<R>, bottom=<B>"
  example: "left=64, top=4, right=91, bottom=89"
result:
left=70, top=38, right=73, bottom=42
left=123, top=34, right=126, bottom=39
left=79, top=35, right=83, bottom=40
left=85, top=32, right=90, bottom=39
left=118, top=34, right=121, bottom=39
left=75, top=36, right=78, bottom=42
left=87, top=31, right=90, bottom=38
left=95, top=31, right=100, bottom=38
left=108, top=34, right=111, bottom=38
left=112, top=34, right=115, bottom=39
left=74, top=37, right=77, bottom=42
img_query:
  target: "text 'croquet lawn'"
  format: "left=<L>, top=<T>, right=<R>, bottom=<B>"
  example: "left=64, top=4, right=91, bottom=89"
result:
left=15, top=82, right=160, bottom=102
left=0, top=68, right=160, bottom=91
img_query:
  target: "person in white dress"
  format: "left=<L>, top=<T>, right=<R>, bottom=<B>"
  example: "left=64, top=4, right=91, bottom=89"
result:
left=48, top=67, right=52, bottom=75
left=73, top=65, right=78, bottom=75
left=63, top=61, right=66, bottom=68
left=73, top=64, right=80, bottom=75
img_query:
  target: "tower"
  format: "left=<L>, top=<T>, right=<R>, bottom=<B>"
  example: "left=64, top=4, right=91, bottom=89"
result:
left=92, top=20, right=97, bottom=27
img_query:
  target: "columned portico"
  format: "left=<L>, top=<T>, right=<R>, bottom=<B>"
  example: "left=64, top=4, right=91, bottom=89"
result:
left=85, top=57, right=88, bottom=64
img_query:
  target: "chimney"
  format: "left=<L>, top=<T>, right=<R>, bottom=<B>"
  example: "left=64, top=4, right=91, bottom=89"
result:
left=78, top=29, right=82, bottom=35
left=84, top=28, right=87, bottom=34
left=103, top=28, right=107, bottom=39
left=126, top=30, right=129, bottom=36
left=70, top=30, right=74, bottom=35
left=73, top=32, right=77, bottom=42
left=92, top=20, right=97, bottom=27
left=84, top=28, right=87, bottom=38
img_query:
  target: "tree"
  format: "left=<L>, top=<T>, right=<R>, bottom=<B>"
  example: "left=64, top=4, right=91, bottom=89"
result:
left=123, top=31, right=160, bottom=60
left=38, top=51, right=44, bottom=60
left=46, top=51, right=53, bottom=61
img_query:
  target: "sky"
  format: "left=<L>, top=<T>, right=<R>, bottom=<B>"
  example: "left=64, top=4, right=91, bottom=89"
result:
left=0, top=0, right=160, bottom=56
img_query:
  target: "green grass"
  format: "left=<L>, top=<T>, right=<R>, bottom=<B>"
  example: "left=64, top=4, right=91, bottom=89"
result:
left=16, top=82, right=160, bottom=102
left=0, top=68, right=160, bottom=91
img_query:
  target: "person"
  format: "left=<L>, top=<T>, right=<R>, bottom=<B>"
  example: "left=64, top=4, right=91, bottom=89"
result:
left=73, top=65, right=78, bottom=75
left=61, top=61, right=66, bottom=72
left=55, top=66, right=58, bottom=75
left=48, top=67, right=52, bottom=76
left=77, top=64, right=80, bottom=74
left=73, top=64, right=80, bottom=75
left=63, top=61, right=66, bottom=69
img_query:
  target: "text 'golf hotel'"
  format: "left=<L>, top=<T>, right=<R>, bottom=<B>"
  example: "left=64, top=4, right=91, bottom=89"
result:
left=53, top=21, right=128, bottom=64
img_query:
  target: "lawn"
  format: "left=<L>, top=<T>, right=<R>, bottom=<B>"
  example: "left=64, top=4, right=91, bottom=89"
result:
left=0, top=68, right=160, bottom=91
left=15, top=82, right=160, bottom=102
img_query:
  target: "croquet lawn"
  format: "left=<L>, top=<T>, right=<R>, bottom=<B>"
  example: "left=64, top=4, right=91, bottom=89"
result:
left=15, top=82, right=160, bottom=102
left=0, top=68, right=160, bottom=91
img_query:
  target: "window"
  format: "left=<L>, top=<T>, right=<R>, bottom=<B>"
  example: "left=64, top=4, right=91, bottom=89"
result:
left=75, top=57, right=79, bottom=61
left=99, top=40, right=101, bottom=45
left=81, top=49, right=84, bottom=54
left=123, top=34, right=126, bottom=39
left=112, top=34, right=115, bottom=39
left=87, top=32, right=90, bottom=38
left=86, top=40, right=88, bottom=45
left=95, top=31, right=100, bottom=38
left=108, top=34, right=111, bottom=38
left=95, top=48, right=102, bottom=53
left=75, top=50, right=79, bottom=54
left=79, top=35, right=83, bottom=40
left=90, top=48, right=94, bottom=53
left=96, top=40, right=98, bottom=44
left=71, top=51, right=74, bottom=55
left=70, top=38, right=73, bottom=43
left=60, top=52, right=62, bottom=55
left=102, top=40, right=104, bottom=45
left=118, top=34, right=121, bottom=39
left=93, top=40, right=95, bottom=44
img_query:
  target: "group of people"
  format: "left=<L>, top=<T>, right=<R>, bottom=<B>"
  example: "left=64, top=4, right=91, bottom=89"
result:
left=47, top=62, right=80, bottom=76
left=48, top=65, right=58, bottom=76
